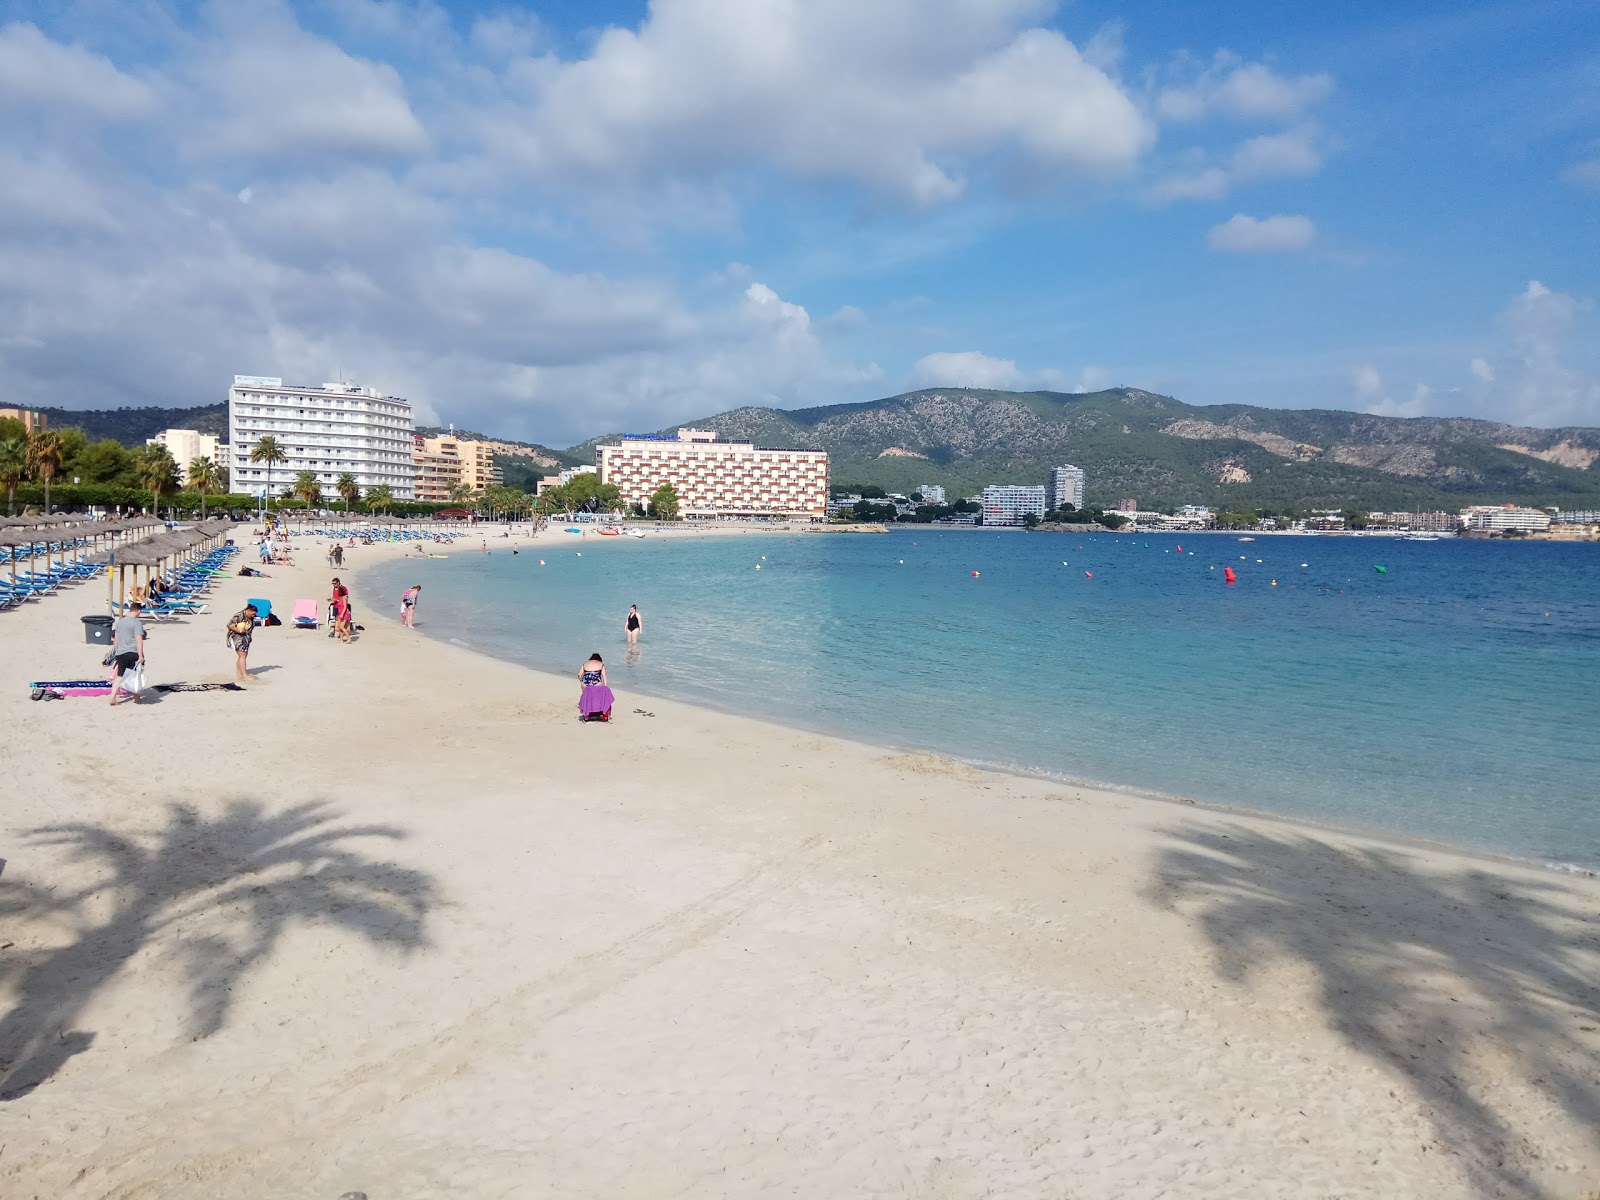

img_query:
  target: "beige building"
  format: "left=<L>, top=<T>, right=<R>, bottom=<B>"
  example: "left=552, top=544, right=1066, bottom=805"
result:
left=147, top=428, right=225, bottom=486
left=596, top=429, right=828, bottom=519
left=0, top=407, right=46, bottom=433
left=412, top=434, right=503, bottom=502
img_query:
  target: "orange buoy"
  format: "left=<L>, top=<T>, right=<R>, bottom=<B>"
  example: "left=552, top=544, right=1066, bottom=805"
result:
left=1224, top=567, right=1237, bottom=584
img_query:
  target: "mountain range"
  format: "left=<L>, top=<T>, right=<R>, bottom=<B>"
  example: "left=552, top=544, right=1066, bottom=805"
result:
left=580, top=388, right=1600, bottom=512
left=37, top=388, right=1600, bottom=512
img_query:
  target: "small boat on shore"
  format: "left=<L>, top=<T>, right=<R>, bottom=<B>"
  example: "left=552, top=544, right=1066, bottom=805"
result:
left=599, top=528, right=621, bottom=536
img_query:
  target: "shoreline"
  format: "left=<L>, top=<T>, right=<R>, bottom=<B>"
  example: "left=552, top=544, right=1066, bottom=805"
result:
left=362, top=533, right=1599, bottom=879
left=371, top=548, right=1599, bottom=880
left=2, top=528, right=1597, bottom=1196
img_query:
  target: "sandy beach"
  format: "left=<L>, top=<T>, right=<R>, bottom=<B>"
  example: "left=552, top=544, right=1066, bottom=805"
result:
left=1, top=526, right=1597, bottom=1199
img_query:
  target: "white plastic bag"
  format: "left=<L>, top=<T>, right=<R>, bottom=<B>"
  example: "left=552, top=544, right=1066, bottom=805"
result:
left=125, top=664, right=145, bottom=695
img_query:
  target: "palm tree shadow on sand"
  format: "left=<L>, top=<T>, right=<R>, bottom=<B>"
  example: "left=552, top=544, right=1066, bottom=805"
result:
left=1146, top=825, right=1600, bottom=1199
left=0, top=799, right=437, bottom=1100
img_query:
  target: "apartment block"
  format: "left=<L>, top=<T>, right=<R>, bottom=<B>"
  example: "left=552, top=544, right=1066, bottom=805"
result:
left=229, top=376, right=417, bottom=499
left=597, top=429, right=828, bottom=519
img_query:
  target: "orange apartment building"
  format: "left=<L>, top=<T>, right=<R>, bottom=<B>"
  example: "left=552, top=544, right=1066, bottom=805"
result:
left=412, top=434, right=503, bottom=502
left=596, top=429, right=828, bottom=519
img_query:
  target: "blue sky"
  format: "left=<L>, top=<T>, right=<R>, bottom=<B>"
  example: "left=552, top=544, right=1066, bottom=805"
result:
left=0, top=0, right=1595, bottom=444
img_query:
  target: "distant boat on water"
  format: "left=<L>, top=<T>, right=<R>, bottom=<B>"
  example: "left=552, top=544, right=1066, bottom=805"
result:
left=1237, top=536, right=1256, bottom=542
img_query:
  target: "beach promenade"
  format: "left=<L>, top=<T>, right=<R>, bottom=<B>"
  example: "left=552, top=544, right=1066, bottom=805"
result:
left=0, top=527, right=1597, bottom=1198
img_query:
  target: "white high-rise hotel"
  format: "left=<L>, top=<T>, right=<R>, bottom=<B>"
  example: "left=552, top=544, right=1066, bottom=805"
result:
left=228, top=376, right=418, bottom=500
left=1051, top=464, right=1085, bottom=511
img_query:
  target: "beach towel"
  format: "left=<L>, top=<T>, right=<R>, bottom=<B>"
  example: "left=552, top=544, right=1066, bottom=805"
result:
left=578, top=683, right=615, bottom=719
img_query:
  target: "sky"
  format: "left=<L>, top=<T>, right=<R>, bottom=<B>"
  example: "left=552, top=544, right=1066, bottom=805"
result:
left=0, top=0, right=1596, bottom=446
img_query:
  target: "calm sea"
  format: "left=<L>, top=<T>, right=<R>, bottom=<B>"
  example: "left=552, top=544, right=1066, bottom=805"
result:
left=370, top=529, right=1600, bottom=868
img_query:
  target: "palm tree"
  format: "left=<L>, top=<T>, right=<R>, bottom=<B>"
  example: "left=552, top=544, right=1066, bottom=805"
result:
left=27, top=429, right=66, bottom=513
left=189, top=456, right=221, bottom=519
left=447, top=481, right=476, bottom=506
left=249, top=435, right=288, bottom=507
left=292, top=469, right=322, bottom=508
left=335, top=472, right=359, bottom=512
left=0, top=435, right=26, bottom=517
left=364, top=484, right=393, bottom=514
left=137, top=444, right=178, bottom=514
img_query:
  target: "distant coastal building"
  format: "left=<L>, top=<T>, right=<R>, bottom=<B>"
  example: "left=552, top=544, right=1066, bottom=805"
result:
left=147, top=429, right=224, bottom=486
left=1115, top=498, right=1137, bottom=514
left=981, top=485, right=1047, bottom=526
left=411, top=433, right=503, bottom=501
left=1462, top=505, right=1551, bottom=532
left=1049, top=465, right=1085, bottom=511
left=1552, top=509, right=1600, bottom=525
left=596, top=429, right=828, bottom=519
left=228, top=375, right=417, bottom=500
left=918, top=484, right=946, bottom=504
left=1370, top=510, right=1459, bottom=532
left=0, top=407, right=45, bottom=433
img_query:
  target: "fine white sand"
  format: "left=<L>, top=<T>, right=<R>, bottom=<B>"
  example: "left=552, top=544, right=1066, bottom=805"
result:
left=1, top=528, right=1597, bottom=1199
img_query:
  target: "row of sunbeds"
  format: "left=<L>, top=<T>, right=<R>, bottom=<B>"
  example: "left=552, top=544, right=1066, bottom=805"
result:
left=108, top=545, right=239, bottom=619
left=0, top=539, right=104, bottom=609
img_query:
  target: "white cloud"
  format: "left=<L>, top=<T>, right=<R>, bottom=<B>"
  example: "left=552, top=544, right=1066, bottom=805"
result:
left=1345, top=282, right=1600, bottom=427
left=1158, top=56, right=1333, bottom=123
left=911, top=351, right=1023, bottom=390
left=0, top=21, right=157, bottom=120
left=473, top=0, right=1153, bottom=208
left=1561, top=159, right=1600, bottom=190
left=184, top=8, right=428, bottom=161
left=1207, top=213, right=1316, bottom=253
left=1230, top=126, right=1322, bottom=180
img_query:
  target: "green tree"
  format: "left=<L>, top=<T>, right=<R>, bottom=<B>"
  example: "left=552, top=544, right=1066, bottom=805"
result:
left=189, top=456, right=222, bottom=518
left=1099, top=512, right=1130, bottom=530
left=72, top=438, right=134, bottom=486
left=0, top=435, right=27, bottom=516
left=447, top=480, right=477, bottom=506
left=292, top=469, right=322, bottom=507
left=27, top=429, right=66, bottom=512
left=335, top=472, right=360, bottom=512
left=647, top=483, right=681, bottom=520
left=364, top=483, right=393, bottom=513
left=249, top=435, right=288, bottom=502
left=535, top=485, right=567, bottom=518
left=137, top=444, right=179, bottom=513
left=560, top=472, right=624, bottom=516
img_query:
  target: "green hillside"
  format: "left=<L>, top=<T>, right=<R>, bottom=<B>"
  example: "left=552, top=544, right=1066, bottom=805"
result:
left=568, top=388, right=1600, bottom=512
left=37, top=402, right=228, bottom=444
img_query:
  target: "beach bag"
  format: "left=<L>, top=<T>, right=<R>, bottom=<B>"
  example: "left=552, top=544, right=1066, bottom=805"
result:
left=126, top=664, right=145, bottom=694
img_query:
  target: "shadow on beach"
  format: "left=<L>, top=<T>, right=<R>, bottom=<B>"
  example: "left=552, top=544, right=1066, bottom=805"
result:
left=1146, top=825, right=1600, bottom=1198
left=0, top=799, right=437, bottom=1100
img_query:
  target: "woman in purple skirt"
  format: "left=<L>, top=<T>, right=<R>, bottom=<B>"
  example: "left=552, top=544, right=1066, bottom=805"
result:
left=577, top=652, right=615, bottom=722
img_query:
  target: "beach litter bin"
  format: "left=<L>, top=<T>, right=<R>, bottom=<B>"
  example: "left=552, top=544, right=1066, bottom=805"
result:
left=82, top=615, right=114, bottom=646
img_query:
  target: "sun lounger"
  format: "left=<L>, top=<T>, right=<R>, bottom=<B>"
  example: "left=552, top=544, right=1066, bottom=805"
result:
left=292, top=598, right=319, bottom=628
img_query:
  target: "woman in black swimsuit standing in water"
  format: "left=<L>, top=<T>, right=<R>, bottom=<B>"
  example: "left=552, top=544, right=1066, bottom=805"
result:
left=625, top=604, right=643, bottom=645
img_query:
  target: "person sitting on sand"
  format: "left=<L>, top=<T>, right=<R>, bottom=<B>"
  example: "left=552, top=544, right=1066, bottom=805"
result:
left=577, top=652, right=615, bottom=722
left=227, top=604, right=257, bottom=682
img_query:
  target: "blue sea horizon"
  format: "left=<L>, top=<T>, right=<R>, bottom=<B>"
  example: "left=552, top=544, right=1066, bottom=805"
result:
left=371, top=528, right=1600, bottom=870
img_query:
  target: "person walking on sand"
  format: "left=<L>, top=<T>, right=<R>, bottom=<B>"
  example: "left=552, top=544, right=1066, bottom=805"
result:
left=330, top=579, right=353, bottom=643
left=108, top=600, right=147, bottom=706
left=227, top=604, right=257, bottom=682
left=625, top=604, right=643, bottom=645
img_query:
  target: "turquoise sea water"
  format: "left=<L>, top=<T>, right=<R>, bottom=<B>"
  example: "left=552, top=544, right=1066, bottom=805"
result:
left=371, top=530, right=1600, bottom=868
